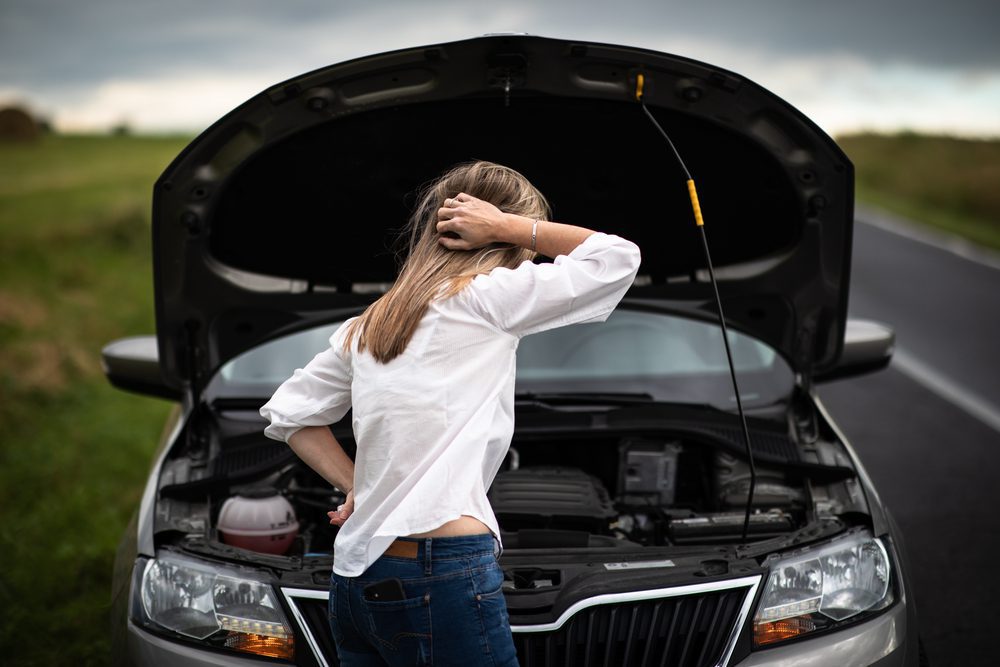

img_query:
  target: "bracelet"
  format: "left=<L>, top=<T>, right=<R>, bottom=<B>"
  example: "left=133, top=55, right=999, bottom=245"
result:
left=530, top=218, right=538, bottom=252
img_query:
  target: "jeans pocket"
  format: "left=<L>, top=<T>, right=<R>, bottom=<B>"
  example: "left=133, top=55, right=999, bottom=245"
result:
left=471, top=560, right=505, bottom=599
left=363, top=584, right=433, bottom=664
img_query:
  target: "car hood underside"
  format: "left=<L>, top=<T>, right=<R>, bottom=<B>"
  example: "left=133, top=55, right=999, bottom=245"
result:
left=152, top=34, right=853, bottom=397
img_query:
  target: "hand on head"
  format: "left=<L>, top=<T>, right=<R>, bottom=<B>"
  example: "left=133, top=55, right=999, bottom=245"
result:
left=436, top=192, right=507, bottom=250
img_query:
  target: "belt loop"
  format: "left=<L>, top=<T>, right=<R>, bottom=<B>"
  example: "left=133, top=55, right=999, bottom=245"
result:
left=424, top=538, right=433, bottom=575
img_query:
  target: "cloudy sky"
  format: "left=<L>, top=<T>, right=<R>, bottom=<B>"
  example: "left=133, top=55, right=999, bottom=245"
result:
left=2, top=0, right=997, bottom=136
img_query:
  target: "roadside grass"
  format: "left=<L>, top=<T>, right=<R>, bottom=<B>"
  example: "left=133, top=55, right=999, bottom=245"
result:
left=0, top=134, right=190, bottom=666
left=837, top=132, right=1000, bottom=251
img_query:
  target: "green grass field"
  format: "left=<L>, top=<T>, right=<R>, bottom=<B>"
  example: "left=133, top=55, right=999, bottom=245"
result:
left=0, top=131, right=996, bottom=665
left=837, top=132, right=1000, bottom=251
left=0, top=134, right=189, bottom=666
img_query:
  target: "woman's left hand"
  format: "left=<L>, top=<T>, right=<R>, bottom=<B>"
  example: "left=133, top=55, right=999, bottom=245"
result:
left=328, top=488, right=354, bottom=526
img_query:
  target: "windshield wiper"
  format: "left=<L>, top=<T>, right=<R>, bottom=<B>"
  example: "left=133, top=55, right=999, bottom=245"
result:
left=514, top=391, right=654, bottom=408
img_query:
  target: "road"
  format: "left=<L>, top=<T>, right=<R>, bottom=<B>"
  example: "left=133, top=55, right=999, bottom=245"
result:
left=816, top=207, right=1000, bottom=667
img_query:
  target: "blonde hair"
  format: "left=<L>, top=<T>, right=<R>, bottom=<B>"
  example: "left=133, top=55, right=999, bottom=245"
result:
left=342, top=160, right=551, bottom=363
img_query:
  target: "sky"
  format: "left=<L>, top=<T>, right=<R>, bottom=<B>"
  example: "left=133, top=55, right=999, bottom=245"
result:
left=1, top=0, right=998, bottom=137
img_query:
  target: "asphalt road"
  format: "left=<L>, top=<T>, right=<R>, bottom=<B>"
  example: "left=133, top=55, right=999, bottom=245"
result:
left=816, top=208, right=1000, bottom=667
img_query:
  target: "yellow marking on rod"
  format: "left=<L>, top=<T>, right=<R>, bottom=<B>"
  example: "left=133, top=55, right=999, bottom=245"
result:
left=687, top=179, right=704, bottom=227
left=635, top=73, right=645, bottom=101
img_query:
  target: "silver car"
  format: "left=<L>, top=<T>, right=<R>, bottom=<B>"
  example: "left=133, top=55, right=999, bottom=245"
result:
left=105, top=34, right=922, bottom=666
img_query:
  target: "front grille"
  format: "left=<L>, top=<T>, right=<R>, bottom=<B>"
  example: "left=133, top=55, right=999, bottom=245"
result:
left=513, top=586, right=750, bottom=667
left=284, top=580, right=755, bottom=667
left=294, top=595, right=341, bottom=666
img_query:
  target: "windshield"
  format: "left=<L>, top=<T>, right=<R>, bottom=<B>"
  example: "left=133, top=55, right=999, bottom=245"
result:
left=212, top=309, right=794, bottom=410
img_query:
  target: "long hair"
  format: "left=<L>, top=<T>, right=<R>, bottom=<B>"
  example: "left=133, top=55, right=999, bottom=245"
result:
left=342, top=160, right=551, bottom=363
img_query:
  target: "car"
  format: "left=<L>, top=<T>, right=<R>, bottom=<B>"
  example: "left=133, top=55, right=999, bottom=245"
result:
left=104, top=33, right=921, bottom=667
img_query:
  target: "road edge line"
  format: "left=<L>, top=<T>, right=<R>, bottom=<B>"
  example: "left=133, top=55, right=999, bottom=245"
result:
left=856, top=204, right=1000, bottom=272
left=892, top=350, right=1000, bottom=434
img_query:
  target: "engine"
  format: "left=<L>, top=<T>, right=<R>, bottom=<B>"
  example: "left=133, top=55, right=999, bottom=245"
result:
left=487, top=437, right=804, bottom=549
left=206, top=434, right=807, bottom=557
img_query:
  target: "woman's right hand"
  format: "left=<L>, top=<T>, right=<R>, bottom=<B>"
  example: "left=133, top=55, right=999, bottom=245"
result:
left=436, top=192, right=509, bottom=250
left=328, top=488, right=354, bottom=526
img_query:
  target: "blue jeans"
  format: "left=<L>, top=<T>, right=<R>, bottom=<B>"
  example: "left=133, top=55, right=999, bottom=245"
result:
left=328, top=533, right=519, bottom=666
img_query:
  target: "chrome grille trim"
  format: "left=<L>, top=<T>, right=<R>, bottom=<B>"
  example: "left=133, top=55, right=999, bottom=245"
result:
left=716, top=575, right=761, bottom=667
left=511, top=575, right=761, bottom=667
left=282, top=587, right=331, bottom=667
left=282, top=574, right=761, bottom=667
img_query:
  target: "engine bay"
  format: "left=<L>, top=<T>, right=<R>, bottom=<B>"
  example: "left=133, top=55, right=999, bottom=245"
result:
left=188, top=429, right=826, bottom=561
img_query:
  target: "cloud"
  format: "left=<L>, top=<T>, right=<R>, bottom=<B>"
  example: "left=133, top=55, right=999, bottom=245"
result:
left=633, top=37, right=1000, bottom=136
left=2, top=0, right=998, bottom=135
left=2, top=2, right=541, bottom=131
left=703, top=46, right=1000, bottom=136
left=0, top=0, right=537, bottom=91
left=766, top=59, right=1000, bottom=137
left=40, top=74, right=275, bottom=132
left=3, top=0, right=997, bottom=91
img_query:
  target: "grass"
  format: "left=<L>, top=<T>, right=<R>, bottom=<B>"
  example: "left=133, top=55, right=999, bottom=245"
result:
left=837, top=132, right=1000, bottom=251
left=0, top=133, right=190, bottom=666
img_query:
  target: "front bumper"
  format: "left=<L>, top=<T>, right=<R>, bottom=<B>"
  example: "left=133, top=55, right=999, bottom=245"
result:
left=124, top=619, right=273, bottom=666
left=735, top=597, right=915, bottom=667
left=120, top=582, right=914, bottom=667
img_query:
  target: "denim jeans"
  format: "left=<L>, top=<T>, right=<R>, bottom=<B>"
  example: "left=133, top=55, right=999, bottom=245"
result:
left=328, top=533, right=519, bottom=666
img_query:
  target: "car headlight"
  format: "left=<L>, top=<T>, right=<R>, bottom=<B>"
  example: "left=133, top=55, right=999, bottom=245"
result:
left=753, top=528, right=894, bottom=647
left=134, top=551, right=294, bottom=660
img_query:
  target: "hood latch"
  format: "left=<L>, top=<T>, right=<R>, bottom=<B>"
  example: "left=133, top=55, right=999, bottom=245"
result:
left=487, top=53, right=527, bottom=107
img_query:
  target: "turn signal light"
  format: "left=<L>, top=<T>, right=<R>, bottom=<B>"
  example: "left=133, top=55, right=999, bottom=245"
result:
left=224, top=632, right=295, bottom=660
left=754, top=617, right=817, bottom=646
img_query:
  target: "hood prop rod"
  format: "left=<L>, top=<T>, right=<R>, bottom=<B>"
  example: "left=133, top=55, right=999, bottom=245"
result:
left=635, top=73, right=758, bottom=543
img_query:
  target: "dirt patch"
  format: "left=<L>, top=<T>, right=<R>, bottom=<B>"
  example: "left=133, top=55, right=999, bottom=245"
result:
left=0, top=289, right=48, bottom=329
left=0, top=310, right=100, bottom=393
left=65, top=341, right=100, bottom=377
left=1, top=340, right=69, bottom=393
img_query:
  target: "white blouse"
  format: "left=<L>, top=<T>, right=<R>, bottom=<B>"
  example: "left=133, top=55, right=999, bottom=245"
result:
left=259, top=232, right=641, bottom=577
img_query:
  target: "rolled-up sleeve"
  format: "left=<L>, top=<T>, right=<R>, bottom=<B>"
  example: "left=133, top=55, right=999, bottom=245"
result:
left=463, top=232, right=641, bottom=337
left=259, top=319, right=355, bottom=443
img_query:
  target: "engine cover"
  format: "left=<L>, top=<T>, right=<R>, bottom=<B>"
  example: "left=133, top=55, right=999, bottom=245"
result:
left=487, top=466, right=616, bottom=533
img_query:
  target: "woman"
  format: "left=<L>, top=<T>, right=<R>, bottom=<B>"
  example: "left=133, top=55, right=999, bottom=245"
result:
left=259, top=160, right=641, bottom=666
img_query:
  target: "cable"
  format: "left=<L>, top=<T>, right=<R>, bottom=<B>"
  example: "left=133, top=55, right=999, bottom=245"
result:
left=635, top=74, right=758, bottom=542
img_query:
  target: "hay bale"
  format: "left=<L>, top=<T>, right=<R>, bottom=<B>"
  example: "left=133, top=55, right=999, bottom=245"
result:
left=0, top=106, right=41, bottom=142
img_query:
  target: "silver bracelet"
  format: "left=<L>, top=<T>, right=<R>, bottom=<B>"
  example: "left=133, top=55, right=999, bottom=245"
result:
left=531, top=218, right=538, bottom=252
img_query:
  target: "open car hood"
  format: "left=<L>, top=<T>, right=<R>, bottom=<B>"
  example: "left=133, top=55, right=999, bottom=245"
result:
left=153, top=34, right=852, bottom=397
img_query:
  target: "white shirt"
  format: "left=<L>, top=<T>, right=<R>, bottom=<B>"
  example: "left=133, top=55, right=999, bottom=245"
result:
left=259, top=232, right=641, bottom=577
